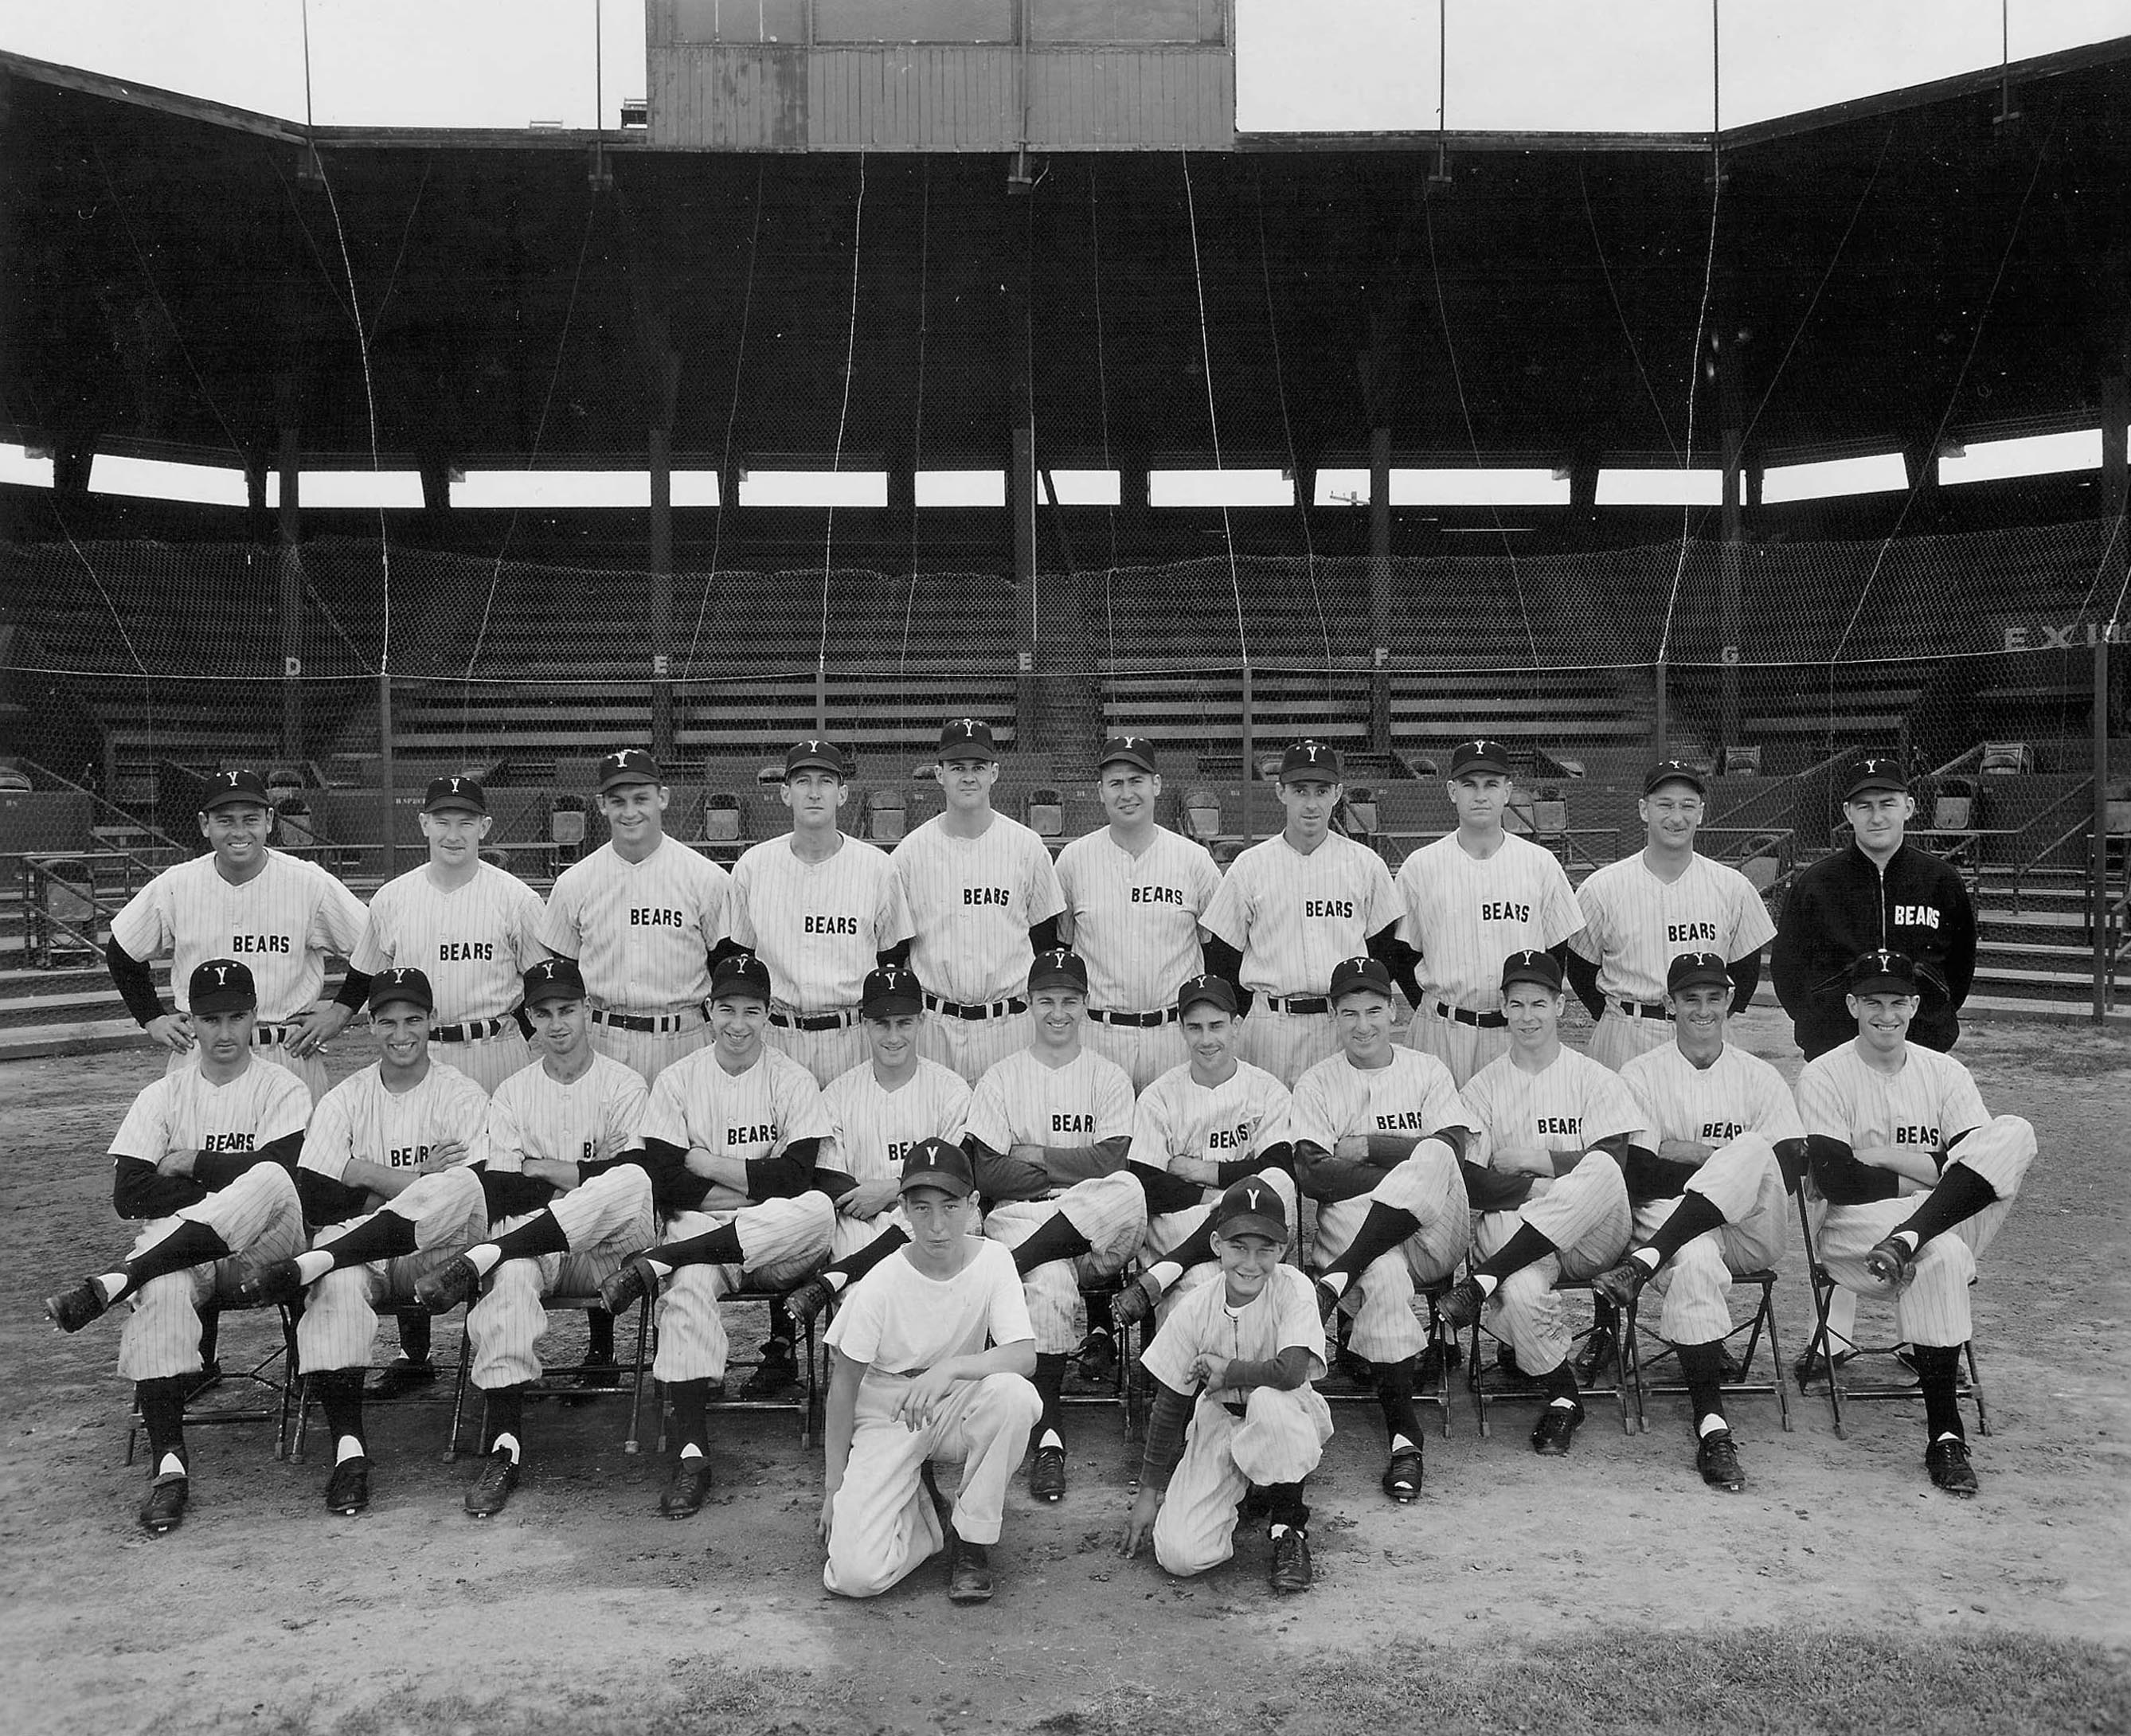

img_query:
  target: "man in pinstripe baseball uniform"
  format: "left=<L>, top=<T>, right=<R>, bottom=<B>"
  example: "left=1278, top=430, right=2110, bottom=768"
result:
left=732, top=739, right=915, bottom=1088
left=1565, top=762, right=1773, bottom=1072
left=590, top=952, right=839, bottom=1518
left=964, top=948, right=1142, bottom=1503
left=1589, top=952, right=1806, bottom=1491
left=539, top=748, right=735, bottom=1086
left=1398, top=740, right=1584, bottom=1087
left=1054, top=735, right=1224, bottom=1091
left=105, top=768, right=370, bottom=1104
left=1441, top=950, right=1639, bottom=1455
left=893, top=717, right=1066, bottom=1085
left=1795, top=950, right=2035, bottom=1496
left=43, top=959, right=310, bottom=1535
left=1201, top=740, right=1406, bottom=1087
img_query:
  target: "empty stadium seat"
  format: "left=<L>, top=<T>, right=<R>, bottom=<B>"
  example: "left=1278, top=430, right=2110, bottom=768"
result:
left=1980, top=741, right=2032, bottom=775
left=864, top=788, right=906, bottom=843
left=1183, top=788, right=1222, bottom=843
left=1721, top=745, right=1763, bottom=776
left=1026, top=787, right=1064, bottom=839
left=702, top=793, right=743, bottom=843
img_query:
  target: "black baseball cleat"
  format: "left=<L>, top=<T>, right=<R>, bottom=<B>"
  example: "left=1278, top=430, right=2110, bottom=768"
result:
left=1697, top=1427, right=1746, bottom=1492
left=784, top=1274, right=836, bottom=1333
left=1074, top=1327, right=1119, bottom=1387
left=413, top=1254, right=482, bottom=1313
left=1381, top=1445, right=1425, bottom=1503
left=45, top=1277, right=111, bottom=1334
left=1030, top=1444, right=1067, bottom=1502
left=234, top=1258, right=309, bottom=1308
left=1269, top=1526, right=1313, bottom=1594
left=1575, top=1321, right=1621, bottom=1386
left=1440, top=1276, right=1487, bottom=1332
left=1865, top=1235, right=1917, bottom=1288
left=367, top=1355, right=439, bottom=1401
left=598, top=1255, right=663, bottom=1316
left=659, top=1456, right=714, bottom=1518
left=947, top=1532, right=994, bottom=1604
left=137, top=1472, right=189, bottom=1536
left=1531, top=1401, right=1586, bottom=1456
left=1110, top=1271, right=1163, bottom=1331
left=464, top=1447, right=519, bottom=1518
left=1926, top=1437, right=1979, bottom=1496
left=1591, top=1256, right=1653, bottom=1311
left=740, top=1340, right=799, bottom=1400
left=1793, top=1344, right=1855, bottom=1388
left=325, top=1455, right=372, bottom=1515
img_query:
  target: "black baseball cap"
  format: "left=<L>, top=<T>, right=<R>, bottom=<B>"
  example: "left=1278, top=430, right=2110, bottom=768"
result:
left=938, top=717, right=998, bottom=757
left=201, top=768, right=272, bottom=812
left=1642, top=760, right=1707, bottom=796
left=860, top=964, right=924, bottom=1019
left=1329, top=956, right=1397, bottom=1002
left=1097, top=735, right=1159, bottom=775
left=187, top=958, right=257, bottom=1015
left=1844, top=756, right=1908, bottom=801
left=1279, top=740, right=1343, bottom=781
left=1027, top=949, right=1089, bottom=995
left=710, top=953, right=772, bottom=1003
left=1450, top=740, right=1514, bottom=778
left=1846, top=950, right=1921, bottom=995
left=1500, top=949, right=1563, bottom=992
left=900, top=1136, right=976, bottom=1199
left=1664, top=952, right=1733, bottom=995
left=424, top=774, right=487, bottom=815
left=785, top=738, right=849, bottom=780
left=598, top=748, right=663, bottom=792
left=367, top=967, right=436, bottom=1015
left=1210, top=1175, right=1287, bottom=1243
left=522, top=957, right=587, bottom=1007
left=1176, top=973, right=1238, bottom=1016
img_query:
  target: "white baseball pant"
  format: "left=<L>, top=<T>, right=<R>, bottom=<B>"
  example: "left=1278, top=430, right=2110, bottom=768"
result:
left=1144, top=1168, right=1300, bottom=1318
left=765, top=1019, right=868, bottom=1089
left=298, top=1167, right=490, bottom=1372
left=829, top=1203, right=986, bottom=1263
left=590, top=1013, right=708, bottom=1085
left=1629, top=1132, right=1786, bottom=1347
left=1404, top=1011, right=1508, bottom=1089
left=651, top=1192, right=837, bottom=1383
left=918, top=1009, right=1026, bottom=1085
left=1082, top=1019, right=1189, bottom=1094
left=468, top=1167, right=659, bottom=1389
left=166, top=1038, right=327, bottom=1105
left=983, top=1173, right=1148, bottom=1355
left=1809, top=1114, right=2035, bottom=1347
left=116, top=1163, right=308, bottom=1382
left=1153, top=1385, right=1333, bottom=1578
left=823, top=1369, right=1042, bottom=1597
left=431, top=1026, right=532, bottom=1096
left=1473, top=1151, right=1633, bottom=1377
left=1236, top=1006, right=1337, bottom=1089
left=1584, top=1009, right=1672, bottom=1073
left=1310, top=1140, right=1472, bottom=1363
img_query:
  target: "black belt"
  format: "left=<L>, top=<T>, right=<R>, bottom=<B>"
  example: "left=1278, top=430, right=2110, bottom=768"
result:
left=1261, top=995, right=1330, bottom=1015
left=1432, top=1001, right=1507, bottom=1029
left=432, top=1018, right=510, bottom=1043
left=771, top=1009, right=858, bottom=1032
left=1086, top=1007, right=1179, bottom=1029
left=592, top=1007, right=702, bottom=1034
left=1613, top=999, right=1672, bottom=1021
left=925, top=991, right=1027, bottom=1021
left=249, top=1024, right=296, bottom=1047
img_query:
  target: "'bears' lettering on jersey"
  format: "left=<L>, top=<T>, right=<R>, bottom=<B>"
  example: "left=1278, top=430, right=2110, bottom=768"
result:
left=1052, top=1112, right=1095, bottom=1135
left=1700, top=1120, right=1745, bottom=1141
left=1480, top=901, right=1533, bottom=923
left=728, top=1124, right=779, bottom=1146
left=886, top=1139, right=916, bottom=1163
left=1374, top=1110, right=1431, bottom=1132
left=1894, top=905, right=1942, bottom=929
left=804, top=914, right=861, bottom=934
left=581, top=1138, right=600, bottom=1160
left=1536, top=1116, right=1582, bottom=1136
left=1206, top=1121, right=1256, bottom=1150
left=1130, top=886, right=1188, bottom=906
left=201, top=1132, right=256, bottom=1151
left=439, top=940, right=495, bottom=961
left=1668, top=921, right=1718, bottom=943
left=631, top=908, right=687, bottom=928
left=232, top=934, right=292, bottom=954
left=964, top=888, right=1010, bottom=907
left=388, top=1144, right=430, bottom=1168
left=1304, top=899, right=1356, bottom=919
left=1894, top=1124, right=1941, bottom=1147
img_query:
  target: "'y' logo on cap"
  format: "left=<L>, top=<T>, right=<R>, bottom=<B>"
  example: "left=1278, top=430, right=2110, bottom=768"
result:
left=1243, top=1184, right=1262, bottom=1212
left=213, top=965, right=229, bottom=987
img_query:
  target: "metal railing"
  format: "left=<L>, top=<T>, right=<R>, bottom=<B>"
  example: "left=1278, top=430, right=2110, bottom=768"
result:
left=2007, top=776, right=2098, bottom=915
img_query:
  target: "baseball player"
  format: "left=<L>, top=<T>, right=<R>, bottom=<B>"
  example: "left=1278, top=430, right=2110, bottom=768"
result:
left=1588, top=952, right=1807, bottom=1491
left=539, top=748, right=736, bottom=1085
left=105, top=767, right=370, bottom=1103
left=41, top=959, right=310, bottom=1535
left=588, top=952, right=839, bottom=1518
left=1397, top=739, right=1584, bottom=1087
left=1054, top=735, right=1224, bottom=1091
left=1795, top=950, right=2035, bottom=1496
left=893, top=717, right=1066, bottom=1084
left=1564, top=761, right=1774, bottom=1072
left=729, top=738, right=915, bottom=1089
left=1120, top=1177, right=1328, bottom=1595
left=1440, top=950, right=1640, bottom=1455
left=964, top=948, right=1141, bottom=1502
left=818, top=1138, right=1042, bottom=1604
left=1200, top=740, right=1406, bottom=1086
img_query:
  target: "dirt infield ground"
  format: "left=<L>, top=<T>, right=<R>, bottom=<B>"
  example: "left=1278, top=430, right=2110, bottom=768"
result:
left=3, top=1011, right=2127, bottom=1735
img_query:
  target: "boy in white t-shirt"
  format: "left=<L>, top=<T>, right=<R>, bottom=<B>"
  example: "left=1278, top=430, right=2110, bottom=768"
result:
left=819, top=1139, right=1042, bottom=1604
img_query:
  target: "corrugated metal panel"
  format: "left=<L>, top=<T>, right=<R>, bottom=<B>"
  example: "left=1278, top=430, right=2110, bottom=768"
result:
left=652, top=45, right=808, bottom=149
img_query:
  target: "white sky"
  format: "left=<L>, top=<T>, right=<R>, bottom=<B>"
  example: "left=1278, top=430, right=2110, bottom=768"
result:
left=1, top=1, right=2123, bottom=132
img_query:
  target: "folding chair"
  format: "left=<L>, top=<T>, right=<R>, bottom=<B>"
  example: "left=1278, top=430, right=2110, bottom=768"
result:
left=1623, top=1267, right=1789, bottom=1437
left=1059, top=1271, right=1134, bottom=1438
left=1792, top=1188, right=1987, bottom=1440
left=653, top=1283, right=822, bottom=1447
left=1467, top=1279, right=1636, bottom=1437
left=287, top=1300, right=466, bottom=1463
left=1308, top=1272, right=1458, bottom=1438
left=444, top=1288, right=655, bottom=1460
left=125, top=1300, right=301, bottom=1464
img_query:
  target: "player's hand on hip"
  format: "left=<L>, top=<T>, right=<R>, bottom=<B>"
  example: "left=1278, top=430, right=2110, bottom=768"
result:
left=285, top=1002, right=353, bottom=1058
left=1121, top=1487, right=1162, bottom=1558
left=145, top=1012, right=194, bottom=1054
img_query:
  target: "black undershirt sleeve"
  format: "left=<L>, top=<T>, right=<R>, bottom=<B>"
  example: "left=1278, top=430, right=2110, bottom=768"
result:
left=1807, top=1133, right=1902, bottom=1204
left=1027, top=915, right=1064, bottom=957
left=1139, top=1379, right=1195, bottom=1480
left=1726, top=949, right=1762, bottom=1015
left=875, top=937, right=913, bottom=970
left=295, top=1168, right=370, bottom=1228
left=1366, top=924, right=1423, bottom=1008
left=1562, top=948, right=1608, bottom=1021
left=1458, top=1159, right=1535, bottom=1214
left=1773, top=1137, right=1810, bottom=1194
left=746, top=1136, right=823, bottom=1201
left=1198, top=936, right=1251, bottom=1019
left=1216, top=1141, right=1295, bottom=1188
left=106, top=938, right=167, bottom=1027
left=111, top=1156, right=209, bottom=1220
left=1128, top=1159, right=1206, bottom=1218
left=191, top=1130, right=303, bottom=1191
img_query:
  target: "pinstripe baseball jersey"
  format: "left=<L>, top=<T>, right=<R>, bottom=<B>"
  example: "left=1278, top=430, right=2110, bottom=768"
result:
left=1200, top=833, right=1400, bottom=994
left=1141, top=1262, right=1327, bottom=1398
left=1053, top=826, right=1222, bottom=1011
left=110, top=850, right=368, bottom=1022
left=820, top=1058, right=972, bottom=1185
left=1795, top=1042, right=1989, bottom=1159
left=1129, top=1061, right=1292, bottom=1170
left=1394, top=833, right=1582, bottom=1011
left=349, top=861, right=548, bottom=1023
left=891, top=814, right=1066, bottom=1003
left=964, top=1049, right=1136, bottom=1160
left=299, top=1061, right=491, bottom=1191
left=485, top=1052, right=648, bottom=1172
left=107, top=1058, right=311, bottom=1171
left=638, top=1042, right=836, bottom=1166
left=1286, top=1047, right=1466, bottom=1153
left=1569, top=854, right=1776, bottom=1004
left=1619, top=1042, right=1804, bottom=1148
left=728, top=835, right=914, bottom=1015
left=538, top=839, right=733, bottom=1015
left=1460, top=1048, right=1642, bottom=1163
